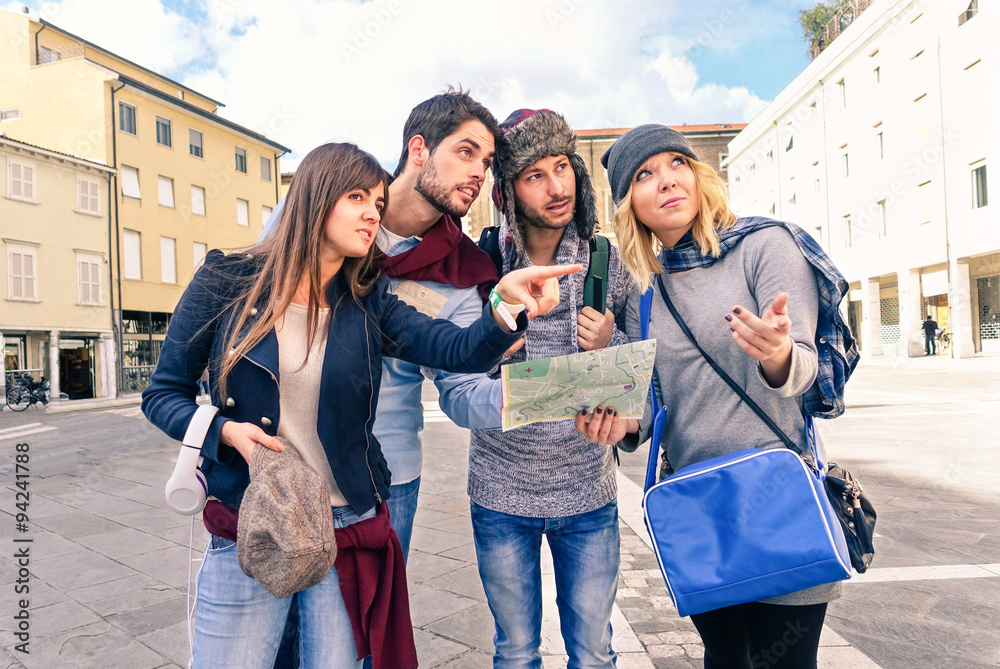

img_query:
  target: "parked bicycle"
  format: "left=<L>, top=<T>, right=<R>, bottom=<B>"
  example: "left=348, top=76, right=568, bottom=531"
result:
left=936, top=328, right=951, bottom=351
left=6, top=376, right=50, bottom=411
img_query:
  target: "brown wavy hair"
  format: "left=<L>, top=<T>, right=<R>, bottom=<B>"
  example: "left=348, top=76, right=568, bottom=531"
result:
left=215, top=142, right=389, bottom=397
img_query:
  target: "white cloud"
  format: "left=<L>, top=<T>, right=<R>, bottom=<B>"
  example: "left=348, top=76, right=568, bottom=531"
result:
left=14, top=0, right=773, bottom=168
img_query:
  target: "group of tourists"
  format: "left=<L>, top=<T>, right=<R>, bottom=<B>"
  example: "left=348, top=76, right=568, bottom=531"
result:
left=142, top=87, right=856, bottom=669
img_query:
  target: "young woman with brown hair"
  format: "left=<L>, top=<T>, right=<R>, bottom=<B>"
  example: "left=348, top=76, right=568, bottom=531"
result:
left=142, top=142, right=577, bottom=668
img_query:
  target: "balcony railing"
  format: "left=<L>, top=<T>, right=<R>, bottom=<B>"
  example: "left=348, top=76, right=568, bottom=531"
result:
left=809, top=0, right=873, bottom=60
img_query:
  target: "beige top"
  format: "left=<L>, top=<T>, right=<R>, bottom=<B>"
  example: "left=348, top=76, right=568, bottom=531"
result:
left=275, top=302, right=348, bottom=507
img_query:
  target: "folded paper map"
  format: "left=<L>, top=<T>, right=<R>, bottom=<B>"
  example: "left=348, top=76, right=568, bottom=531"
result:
left=501, top=340, right=657, bottom=431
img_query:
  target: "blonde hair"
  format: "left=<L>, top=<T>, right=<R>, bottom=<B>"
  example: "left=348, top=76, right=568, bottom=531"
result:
left=613, top=157, right=738, bottom=291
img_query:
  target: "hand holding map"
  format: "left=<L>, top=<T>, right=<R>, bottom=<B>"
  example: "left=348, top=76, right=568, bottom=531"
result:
left=501, top=341, right=656, bottom=431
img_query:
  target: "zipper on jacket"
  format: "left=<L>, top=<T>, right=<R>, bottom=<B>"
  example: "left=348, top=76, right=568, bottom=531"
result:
left=362, top=314, right=381, bottom=504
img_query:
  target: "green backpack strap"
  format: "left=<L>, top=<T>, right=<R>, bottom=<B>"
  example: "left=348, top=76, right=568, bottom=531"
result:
left=583, top=235, right=610, bottom=314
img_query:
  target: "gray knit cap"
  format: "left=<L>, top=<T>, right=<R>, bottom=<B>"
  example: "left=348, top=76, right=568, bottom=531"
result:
left=601, top=124, right=699, bottom=205
left=491, top=109, right=598, bottom=258
left=237, top=441, right=337, bottom=599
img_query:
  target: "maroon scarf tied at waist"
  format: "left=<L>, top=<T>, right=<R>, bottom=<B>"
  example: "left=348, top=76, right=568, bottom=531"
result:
left=203, top=501, right=416, bottom=669
left=378, top=214, right=498, bottom=300
left=335, top=504, right=417, bottom=669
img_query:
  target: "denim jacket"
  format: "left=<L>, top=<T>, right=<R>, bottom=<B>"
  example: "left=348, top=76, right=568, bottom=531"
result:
left=141, top=250, right=525, bottom=516
left=374, top=232, right=501, bottom=483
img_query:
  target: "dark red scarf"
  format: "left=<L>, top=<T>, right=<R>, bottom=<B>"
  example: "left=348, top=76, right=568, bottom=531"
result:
left=378, top=214, right=498, bottom=300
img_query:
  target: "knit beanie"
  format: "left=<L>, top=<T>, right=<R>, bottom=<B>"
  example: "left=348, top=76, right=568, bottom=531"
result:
left=237, top=441, right=337, bottom=599
left=601, top=124, right=699, bottom=205
left=491, top=109, right=598, bottom=258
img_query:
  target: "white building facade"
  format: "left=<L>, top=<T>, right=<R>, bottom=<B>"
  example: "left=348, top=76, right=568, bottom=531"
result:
left=727, top=0, right=995, bottom=358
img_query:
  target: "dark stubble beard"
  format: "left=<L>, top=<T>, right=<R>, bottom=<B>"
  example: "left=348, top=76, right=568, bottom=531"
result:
left=415, top=154, right=471, bottom=218
left=515, top=194, right=575, bottom=231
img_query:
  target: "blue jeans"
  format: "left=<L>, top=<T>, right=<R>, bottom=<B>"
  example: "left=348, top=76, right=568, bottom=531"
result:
left=385, top=476, right=421, bottom=562
left=193, top=505, right=375, bottom=669
left=471, top=500, right=620, bottom=669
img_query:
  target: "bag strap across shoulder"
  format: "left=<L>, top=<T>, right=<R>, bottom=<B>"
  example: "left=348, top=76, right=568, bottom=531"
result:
left=653, top=275, right=819, bottom=469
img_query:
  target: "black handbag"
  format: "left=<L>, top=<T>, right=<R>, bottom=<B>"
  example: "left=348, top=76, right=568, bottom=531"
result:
left=654, top=276, right=877, bottom=574
left=823, top=463, right=876, bottom=572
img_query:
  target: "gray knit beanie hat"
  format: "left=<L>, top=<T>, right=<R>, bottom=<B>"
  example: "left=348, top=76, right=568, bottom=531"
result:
left=237, top=441, right=337, bottom=599
left=491, top=109, right=598, bottom=257
left=601, top=124, right=698, bottom=205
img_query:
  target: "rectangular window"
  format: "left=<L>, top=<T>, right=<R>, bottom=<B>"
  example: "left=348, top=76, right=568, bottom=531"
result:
left=38, top=45, right=59, bottom=63
left=7, top=244, right=37, bottom=301
left=235, top=147, right=247, bottom=174
left=603, top=191, right=614, bottom=227
left=844, top=215, right=852, bottom=248
left=0, top=108, right=20, bottom=121
left=124, top=229, right=142, bottom=279
left=876, top=132, right=884, bottom=160
left=189, top=128, right=204, bottom=158
left=788, top=193, right=797, bottom=205
left=77, top=177, right=100, bottom=214
left=121, top=165, right=141, bottom=199
left=191, top=185, right=206, bottom=216
left=972, top=163, right=988, bottom=209
left=918, top=181, right=932, bottom=224
left=193, top=242, right=208, bottom=271
left=156, top=116, right=172, bottom=147
left=160, top=236, right=177, bottom=284
left=237, top=198, right=249, bottom=227
left=814, top=178, right=821, bottom=193
left=158, top=176, right=175, bottom=208
left=119, top=101, right=137, bottom=135
left=7, top=159, right=36, bottom=202
left=261, top=156, right=272, bottom=182
left=959, top=0, right=978, bottom=25
left=837, top=79, right=846, bottom=110
left=77, top=253, right=102, bottom=305
left=768, top=203, right=776, bottom=216
left=877, top=200, right=887, bottom=238
left=262, top=205, right=273, bottom=226
left=842, top=153, right=850, bottom=178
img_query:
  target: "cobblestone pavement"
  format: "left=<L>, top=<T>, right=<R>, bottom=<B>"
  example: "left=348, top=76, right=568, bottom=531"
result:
left=0, top=353, right=997, bottom=667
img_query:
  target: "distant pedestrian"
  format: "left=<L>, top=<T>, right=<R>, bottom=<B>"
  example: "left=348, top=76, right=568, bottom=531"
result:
left=198, top=368, right=210, bottom=396
left=923, top=315, right=938, bottom=355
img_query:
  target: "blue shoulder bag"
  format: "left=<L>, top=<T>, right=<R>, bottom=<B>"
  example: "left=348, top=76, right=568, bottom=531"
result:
left=638, top=278, right=851, bottom=618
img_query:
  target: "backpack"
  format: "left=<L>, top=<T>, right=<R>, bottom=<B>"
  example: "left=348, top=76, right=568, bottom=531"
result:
left=477, top=226, right=610, bottom=313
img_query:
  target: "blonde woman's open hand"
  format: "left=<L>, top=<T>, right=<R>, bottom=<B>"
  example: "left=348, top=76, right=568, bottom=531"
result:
left=727, top=292, right=794, bottom=387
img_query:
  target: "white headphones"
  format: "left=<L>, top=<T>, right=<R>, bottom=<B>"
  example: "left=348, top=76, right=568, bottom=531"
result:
left=165, top=404, right=219, bottom=515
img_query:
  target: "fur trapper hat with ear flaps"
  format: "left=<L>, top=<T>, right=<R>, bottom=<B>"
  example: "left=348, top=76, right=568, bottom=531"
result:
left=491, top=109, right=598, bottom=259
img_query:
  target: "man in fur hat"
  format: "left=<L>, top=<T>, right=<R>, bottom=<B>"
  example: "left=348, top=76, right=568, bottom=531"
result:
left=439, top=109, right=636, bottom=667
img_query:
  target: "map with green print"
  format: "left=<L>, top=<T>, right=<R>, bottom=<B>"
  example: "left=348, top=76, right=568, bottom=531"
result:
left=501, top=340, right=657, bottom=431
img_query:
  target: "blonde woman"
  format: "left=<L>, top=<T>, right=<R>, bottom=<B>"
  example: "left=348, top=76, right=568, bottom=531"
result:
left=578, top=125, right=858, bottom=669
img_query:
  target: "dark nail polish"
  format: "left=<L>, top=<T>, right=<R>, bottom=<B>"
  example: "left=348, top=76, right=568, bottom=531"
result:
left=733, top=307, right=742, bottom=314
left=581, top=409, right=588, bottom=416
left=596, top=407, right=603, bottom=414
left=725, top=314, right=733, bottom=322
left=730, top=327, right=735, bottom=332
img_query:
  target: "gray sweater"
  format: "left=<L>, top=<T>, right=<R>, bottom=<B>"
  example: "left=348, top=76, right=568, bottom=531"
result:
left=468, top=223, right=636, bottom=518
left=626, top=225, right=841, bottom=606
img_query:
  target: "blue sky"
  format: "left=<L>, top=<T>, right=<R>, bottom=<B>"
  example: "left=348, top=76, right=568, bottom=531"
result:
left=15, top=0, right=818, bottom=166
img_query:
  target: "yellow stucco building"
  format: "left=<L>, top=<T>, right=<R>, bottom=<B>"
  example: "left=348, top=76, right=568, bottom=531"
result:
left=1, top=135, right=116, bottom=405
left=0, top=8, right=291, bottom=397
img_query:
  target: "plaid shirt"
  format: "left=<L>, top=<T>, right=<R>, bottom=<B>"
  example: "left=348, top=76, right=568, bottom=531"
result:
left=658, top=216, right=859, bottom=418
